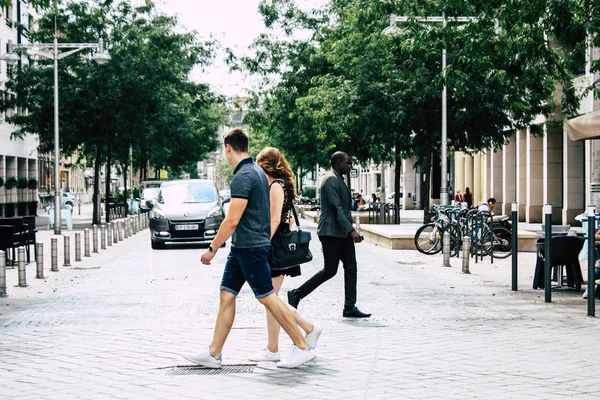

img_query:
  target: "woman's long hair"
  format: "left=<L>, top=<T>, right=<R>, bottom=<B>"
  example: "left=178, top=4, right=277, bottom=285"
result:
left=256, top=147, right=296, bottom=202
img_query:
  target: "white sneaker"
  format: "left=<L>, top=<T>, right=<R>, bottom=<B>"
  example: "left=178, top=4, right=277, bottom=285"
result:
left=306, top=324, right=323, bottom=349
left=182, top=346, right=222, bottom=368
left=248, top=348, right=280, bottom=362
left=276, top=345, right=316, bottom=368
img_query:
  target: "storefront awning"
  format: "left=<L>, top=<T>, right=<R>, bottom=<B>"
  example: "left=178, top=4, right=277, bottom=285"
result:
left=567, top=110, right=600, bottom=141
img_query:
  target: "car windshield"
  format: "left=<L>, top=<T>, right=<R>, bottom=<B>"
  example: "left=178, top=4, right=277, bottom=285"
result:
left=141, top=188, right=160, bottom=200
left=160, top=182, right=217, bottom=204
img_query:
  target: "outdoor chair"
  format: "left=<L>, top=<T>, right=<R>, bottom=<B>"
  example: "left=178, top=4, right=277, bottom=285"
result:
left=0, top=217, right=31, bottom=264
left=533, top=236, right=585, bottom=291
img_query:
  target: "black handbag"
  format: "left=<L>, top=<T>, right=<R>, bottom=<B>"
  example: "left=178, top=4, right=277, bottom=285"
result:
left=269, top=186, right=313, bottom=270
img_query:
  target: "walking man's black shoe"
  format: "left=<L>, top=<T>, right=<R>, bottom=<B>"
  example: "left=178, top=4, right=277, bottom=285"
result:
left=287, top=289, right=300, bottom=309
left=343, top=307, right=371, bottom=318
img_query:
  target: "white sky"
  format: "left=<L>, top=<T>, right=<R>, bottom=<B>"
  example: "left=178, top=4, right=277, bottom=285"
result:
left=157, top=0, right=326, bottom=97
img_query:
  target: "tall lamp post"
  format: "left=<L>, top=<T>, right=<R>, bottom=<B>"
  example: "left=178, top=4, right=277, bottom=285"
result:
left=1, top=38, right=110, bottom=234
left=383, top=14, right=477, bottom=206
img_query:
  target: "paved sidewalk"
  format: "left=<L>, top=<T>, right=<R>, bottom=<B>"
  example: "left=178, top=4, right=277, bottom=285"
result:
left=0, top=216, right=598, bottom=400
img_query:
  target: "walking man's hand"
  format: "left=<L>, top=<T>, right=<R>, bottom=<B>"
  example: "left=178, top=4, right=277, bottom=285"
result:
left=350, top=230, right=363, bottom=243
left=201, top=250, right=216, bottom=265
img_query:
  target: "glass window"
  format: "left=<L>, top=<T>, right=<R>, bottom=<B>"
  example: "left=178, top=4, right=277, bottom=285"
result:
left=160, top=182, right=217, bottom=204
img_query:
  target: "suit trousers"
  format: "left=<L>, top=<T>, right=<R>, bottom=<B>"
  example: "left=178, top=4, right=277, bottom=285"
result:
left=296, top=235, right=357, bottom=309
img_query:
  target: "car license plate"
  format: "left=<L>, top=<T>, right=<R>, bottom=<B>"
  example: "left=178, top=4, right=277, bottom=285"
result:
left=175, top=224, right=199, bottom=231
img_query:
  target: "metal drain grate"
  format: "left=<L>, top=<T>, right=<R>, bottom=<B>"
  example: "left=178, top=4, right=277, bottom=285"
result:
left=72, top=267, right=101, bottom=270
left=168, top=364, right=256, bottom=376
left=396, top=261, right=424, bottom=265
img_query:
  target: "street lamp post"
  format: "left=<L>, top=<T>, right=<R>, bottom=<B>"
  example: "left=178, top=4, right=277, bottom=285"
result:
left=384, top=14, right=477, bottom=206
left=2, top=38, right=110, bottom=234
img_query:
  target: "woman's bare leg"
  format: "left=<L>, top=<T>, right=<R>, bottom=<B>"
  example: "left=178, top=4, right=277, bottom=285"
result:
left=266, top=275, right=315, bottom=353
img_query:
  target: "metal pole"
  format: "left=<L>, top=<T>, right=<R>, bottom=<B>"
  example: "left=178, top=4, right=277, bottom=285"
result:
left=84, top=228, right=90, bottom=257
left=92, top=224, right=98, bottom=253
left=51, top=237, right=59, bottom=272
left=440, top=14, right=448, bottom=206
left=544, top=204, right=552, bottom=303
left=63, top=235, right=71, bottom=266
left=356, top=216, right=361, bottom=236
left=75, top=232, right=81, bottom=261
left=587, top=206, right=596, bottom=317
left=53, top=37, right=61, bottom=235
left=511, top=202, right=518, bottom=291
left=0, top=250, right=7, bottom=297
left=17, top=247, right=28, bottom=287
left=101, top=225, right=106, bottom=249
left=442, top=231, right=451, bottom=267
left=462, top=236, right=471, bottom=273
left=35, top=243, right=45, bottom=279
left=118, top=221, right=123, bottom=241
left=114, top=221, right=119, bottom=243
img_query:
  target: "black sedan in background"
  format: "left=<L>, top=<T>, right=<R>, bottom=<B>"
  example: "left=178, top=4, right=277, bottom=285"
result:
left=149, top=179, right=226, bottom=249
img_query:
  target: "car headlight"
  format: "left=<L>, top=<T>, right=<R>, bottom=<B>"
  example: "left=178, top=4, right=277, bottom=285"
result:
left=207, top=207, right=223, bottom=218
left=151, top=209, right=167, bottom=220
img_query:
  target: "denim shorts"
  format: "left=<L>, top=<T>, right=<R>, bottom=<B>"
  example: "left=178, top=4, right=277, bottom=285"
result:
left=220, top=246, right=274, bottom=299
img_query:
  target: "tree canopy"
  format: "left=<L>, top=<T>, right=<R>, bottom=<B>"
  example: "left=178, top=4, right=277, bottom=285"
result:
left=237, top=0, right=597, bottom=205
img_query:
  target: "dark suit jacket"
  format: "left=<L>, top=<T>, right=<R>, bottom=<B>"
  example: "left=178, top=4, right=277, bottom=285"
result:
left=317, top=170, right=354, bottom=238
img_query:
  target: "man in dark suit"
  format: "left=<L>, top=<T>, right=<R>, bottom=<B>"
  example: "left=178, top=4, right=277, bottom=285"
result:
left=288, top=151, right=371, bottom=318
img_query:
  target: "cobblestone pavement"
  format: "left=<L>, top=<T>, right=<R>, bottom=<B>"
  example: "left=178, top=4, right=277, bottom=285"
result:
left=1, top=218, right=599, bottom=400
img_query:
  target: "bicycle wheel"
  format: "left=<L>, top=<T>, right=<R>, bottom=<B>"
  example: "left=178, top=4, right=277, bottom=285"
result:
left=414, top=223, right=442, bottom=254
left=482, top=226, right=512, bottom=259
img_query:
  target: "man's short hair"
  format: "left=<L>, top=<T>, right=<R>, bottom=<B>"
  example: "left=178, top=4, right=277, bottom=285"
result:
left=331, top=151, right=348, bottom=168
left=224, top=128, right=248, bottom=153
left=488, top=198, right=496, bottom=204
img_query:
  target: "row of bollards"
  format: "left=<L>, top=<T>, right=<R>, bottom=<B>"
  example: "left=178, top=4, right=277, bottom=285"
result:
left=0, top=213, right=149, bottom=296
left=441, top=232, right=472, bottom=273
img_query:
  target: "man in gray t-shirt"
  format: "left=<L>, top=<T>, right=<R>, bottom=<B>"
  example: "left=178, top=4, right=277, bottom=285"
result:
left=228, top=159, right=271, bottom=248
left=183, top=128, right=316, bottom=370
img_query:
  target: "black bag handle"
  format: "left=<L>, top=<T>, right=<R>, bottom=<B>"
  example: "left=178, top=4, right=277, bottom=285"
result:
left=270, top=179, right=302, bottom=231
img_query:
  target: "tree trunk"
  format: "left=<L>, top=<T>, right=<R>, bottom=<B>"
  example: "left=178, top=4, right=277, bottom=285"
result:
left=123, top=162, right=129, bottom=217
left=93, top=145, right=101, bottom=225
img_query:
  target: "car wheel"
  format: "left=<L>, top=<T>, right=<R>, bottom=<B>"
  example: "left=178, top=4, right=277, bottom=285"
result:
left=151, top=240, right=165, bottom=250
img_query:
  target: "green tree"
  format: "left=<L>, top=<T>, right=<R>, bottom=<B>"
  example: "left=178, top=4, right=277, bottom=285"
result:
left=2, top=0, right=224, bottom=223
left=240, top=0, right=585, bottom=208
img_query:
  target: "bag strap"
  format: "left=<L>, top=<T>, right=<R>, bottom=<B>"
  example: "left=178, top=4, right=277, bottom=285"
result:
left=270, top=179, right=302, bottom=230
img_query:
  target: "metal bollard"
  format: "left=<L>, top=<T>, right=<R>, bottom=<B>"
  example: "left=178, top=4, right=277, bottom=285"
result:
left=113, top=222, right=119, bottom=243
left=101, top=225, right=106, bottom=250
left=36, top=243, right=45, bottom=279
left=75, top=232, right=82, bottom=261
left=462, top=236, right=471, bottom=274
left=543, top=204, right=552, bottom=303
left=84, top=228, right=91, bottom=257
left=124, top=219, right=129, bottom=239
left=301, top=207, right=305, bottom=219
left=587, top=206, right=596, bottom=317
left=51, top=238, right=59, bottom=272
left=92, top=225, right=99, bottom=253
left=355, top=216, right=361, bottom=235
left=18, top=247, right=28, bottom=287
left=107, top=223, right=113, bottom=246
left=0, top=250, right=7, bottom=297
left=442, top=231, right=451, bottom=267
left=118, top=221, right=123, bottom=241
left=511, top=202, right=518, bottom=291
left=63, top=235, right=71, bottom=266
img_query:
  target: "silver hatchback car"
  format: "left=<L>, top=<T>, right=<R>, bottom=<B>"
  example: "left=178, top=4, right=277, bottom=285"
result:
left=149, top=179, right=226, bottom=249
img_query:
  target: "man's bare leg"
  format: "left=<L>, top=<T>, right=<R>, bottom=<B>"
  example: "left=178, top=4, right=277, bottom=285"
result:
left=259, top=293, right=308, bottom=349
left=210, top=290, right=237, bottom=357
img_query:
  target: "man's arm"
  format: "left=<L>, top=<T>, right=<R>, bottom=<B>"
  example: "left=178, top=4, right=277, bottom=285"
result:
left=200, top=197, right=248, bottom=264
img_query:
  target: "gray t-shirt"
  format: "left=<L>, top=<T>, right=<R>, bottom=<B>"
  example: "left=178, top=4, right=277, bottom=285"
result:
left=229, top=157, right=271, bottom=248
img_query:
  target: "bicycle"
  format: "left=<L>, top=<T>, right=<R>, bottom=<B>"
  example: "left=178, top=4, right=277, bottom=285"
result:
left=414, top=205, right=460, bottom=255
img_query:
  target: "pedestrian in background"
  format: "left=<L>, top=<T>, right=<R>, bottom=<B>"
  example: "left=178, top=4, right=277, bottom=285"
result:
left=250, top=147, right=322, bottom=362
left=183, top=129, right=316, bottom=369
left=463, top=187, right=473, bottom=208
left=287, top=151, right=371, bottom=318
